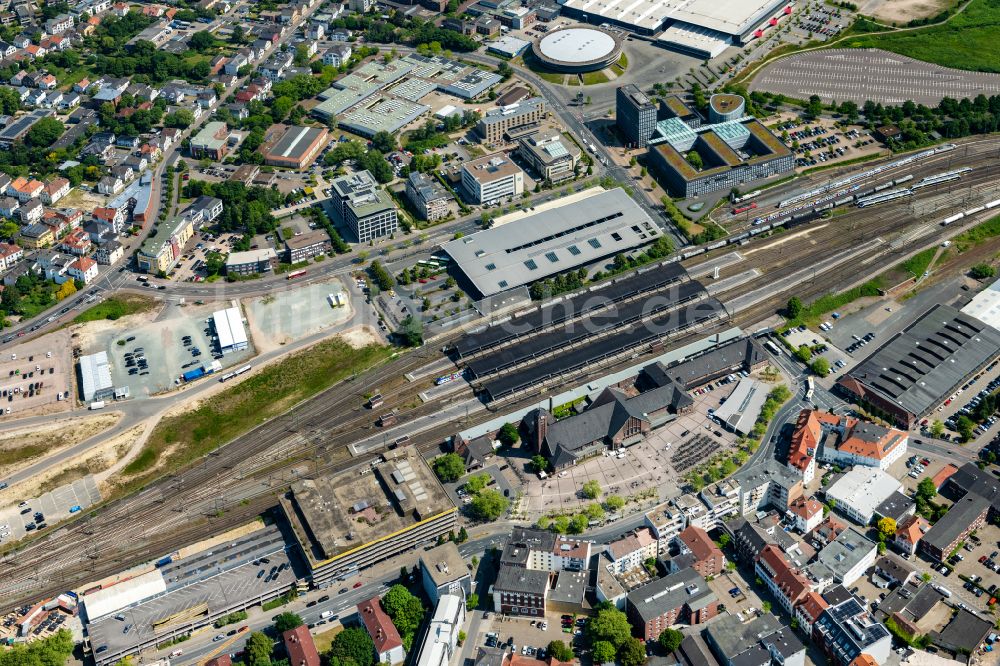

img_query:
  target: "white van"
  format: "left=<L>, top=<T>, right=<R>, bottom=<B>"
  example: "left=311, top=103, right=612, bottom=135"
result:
left=320, top=610, right=335, bottom=619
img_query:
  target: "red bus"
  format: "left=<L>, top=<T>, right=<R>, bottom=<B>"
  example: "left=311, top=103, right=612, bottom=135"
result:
left=287, top=270, right=307, bottom=280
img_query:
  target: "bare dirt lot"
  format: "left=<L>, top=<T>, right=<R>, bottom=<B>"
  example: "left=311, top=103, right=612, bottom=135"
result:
left=0, top=412, right=120, bottom=480
left=243, top=279, right=353, bottom=353
left=861, top=0, right=954, bottom=24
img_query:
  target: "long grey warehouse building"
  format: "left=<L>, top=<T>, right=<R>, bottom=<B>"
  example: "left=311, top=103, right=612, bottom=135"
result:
left=559, top=0, right=787, bottom=41
left=440, top=188, right=662, bottom=299
left=836, top=304, right=1000, bottom=429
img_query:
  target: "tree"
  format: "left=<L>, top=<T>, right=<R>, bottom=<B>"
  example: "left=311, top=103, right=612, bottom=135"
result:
left=164, top=108, right=194, bottom=128
left=329, top=627, right=375, bottom=666
left=717, top=533, right=731, bottom=549
left=371, top=130, right=396, bottom=153
left=604, top=494, right=625, bottom=511
left=877, top=517, right=897, bottom=541
left=592, top=641, right=616, bottom=664
left=806, top=94, right=823, bottom=119
left=55, top=279, right=77, bottom=301
left=396, top=315, right=423, bottom=347
left=245, top=631, right=274, bottom=666
left=930, top=420, right=945, bottom=437
left=587, top=606, right=632, bottom=648
left=369, top=260, right=395, bottom=291
left=231, top=25, right=246, bottom=43
left=761, top=601, right=772, bottom=614
left=382, top=585, right=425, bottom=650
left=189, top=30, right=217, bottom=52
left=457, top=526, right=468, bottom=543
left=916, top=477, right=937, bottom=502
left=956, top=415, right=975, bottom=441
left=465, top=473, right=489, bottom=494
left=569, top=513, right=589, bottom=533
left=25, top=117, right=64, bottom=148
left=811, top=357, right=830, bottom=377
left=971, top=263, right=996, bottom=279
left=786, top=296, right=803, bottom=319
left=466, top=592, right=479, bottom=610
left=432, top=453, right=465, bottom=482
left=794, top=345, right=812, bottom=364
left=582, top=479, right=601, bottom=499
left=548, top=641, right=575, bottom=662
left=658, top=628, right=684, bottom=653
left=469, top=489, right=509, bottom=521
left=685, top=150, right=703, bottom=170
left=273, top=612, right=303, bottom=633
left=530, top=455, right=550, bottom=473
left=620, top=637, right=647, bottom=666
left=497, top=422, right=520, bottom=447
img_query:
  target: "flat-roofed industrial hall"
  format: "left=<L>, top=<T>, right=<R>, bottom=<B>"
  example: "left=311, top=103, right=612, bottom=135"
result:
left=440, top=188, right=662, bottom=299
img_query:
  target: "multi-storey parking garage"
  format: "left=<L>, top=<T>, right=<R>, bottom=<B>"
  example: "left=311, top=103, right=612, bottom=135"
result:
left=453, top=262, right=688, bottom=359
left=465, top=279, right=711, bottom=379
left=480, top=296, right=727, bottom=402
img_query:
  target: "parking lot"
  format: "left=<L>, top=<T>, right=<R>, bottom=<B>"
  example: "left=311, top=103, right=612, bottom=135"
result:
left=751, top=48, right=1000, bottom=106
left=705, top=571, right=765, bottom=622
left=93, top=301, right=255, bottom=398
left=0, top=332, right=73, bottom=418
left=767, top=114, right=884, bottom=172
left=476, top=611, right=589, bottom=661
left=0, top=474, right=101, bottom=546
left=781, top=325, right=852, bottom=376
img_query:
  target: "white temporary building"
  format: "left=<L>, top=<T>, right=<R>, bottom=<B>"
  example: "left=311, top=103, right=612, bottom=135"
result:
left=212, top=306, right=248, bottom=354
left=79, top=351, right=114, bottom=401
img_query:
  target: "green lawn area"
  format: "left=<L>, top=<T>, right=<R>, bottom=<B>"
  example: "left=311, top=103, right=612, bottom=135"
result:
left=953, top=213, right=1000, bottom=250
left=118, top=339, right=393, bottom=490
left=843, top=0, right=1000, bottom=72
left=897, top=247, right=937, bottom=277
left=785, top=278, right=886, bottom=328
left=581, top=70, right=610, bottom=85
left=73, top=295, right=157, bottom=323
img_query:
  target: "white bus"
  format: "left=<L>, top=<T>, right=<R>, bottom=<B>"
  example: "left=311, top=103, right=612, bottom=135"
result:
left=805, top=377, right=815, bottom=401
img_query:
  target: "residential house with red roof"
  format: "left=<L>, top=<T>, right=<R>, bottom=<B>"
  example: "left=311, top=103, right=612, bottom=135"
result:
left=357, top=596, right=405, bottom=665
left=67, top=256, right=98, bottom=283
left=810, top=515, right=846, bottom=548
left=786, top=409, right=840, bottom=483
left=788, top=497, right=824, bottom=534
left=59, top=228, right=91, bottom=256
left=755, top=545, right=810, bottom=614
left=282, top=625, right=320, bottom=666
left=892, top=514, right=930, bottom=557
left=673, top=526, right=724, bottom=578
left=41, top=177, right=70, bottom=205
left=7, top=177, right=43, bottom=203
left=0, top=242, right=23, bottom=270
left=793, top=591, right=828, bottom=636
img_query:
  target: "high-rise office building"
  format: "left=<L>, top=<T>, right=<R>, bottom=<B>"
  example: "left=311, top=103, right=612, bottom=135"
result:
left=616, top=84, right=657, bottom=148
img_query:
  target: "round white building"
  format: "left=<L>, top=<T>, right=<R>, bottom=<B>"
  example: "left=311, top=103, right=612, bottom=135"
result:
left=532, top=26, right=623, bottom=73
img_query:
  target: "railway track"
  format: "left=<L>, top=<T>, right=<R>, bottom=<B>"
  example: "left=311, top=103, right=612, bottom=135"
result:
left=3, top=155, right=998, bottom=612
